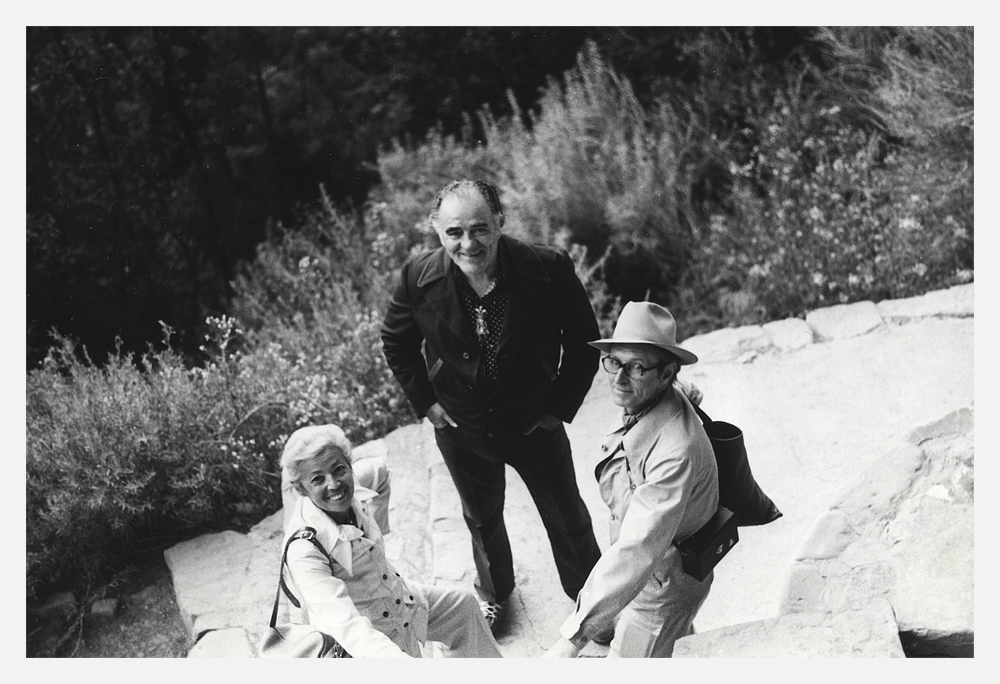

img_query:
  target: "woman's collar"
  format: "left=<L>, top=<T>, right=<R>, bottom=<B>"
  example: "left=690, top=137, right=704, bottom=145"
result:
left=298, top=486, right=378, bottom=575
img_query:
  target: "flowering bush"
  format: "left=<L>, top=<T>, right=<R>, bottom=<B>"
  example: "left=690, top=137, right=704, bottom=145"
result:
left=230, top=190, right=416, bottom=445
left=26, top=323, right=280, bottom=600
left=688, top=97, right=973, bottom=327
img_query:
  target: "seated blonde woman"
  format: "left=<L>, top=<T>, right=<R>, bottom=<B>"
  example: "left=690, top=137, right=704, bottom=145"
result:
left=280, top=424, right=502, bottom=658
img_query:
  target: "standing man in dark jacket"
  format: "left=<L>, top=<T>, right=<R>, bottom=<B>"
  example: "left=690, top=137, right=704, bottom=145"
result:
left=381, top=180, right=604, bottom=635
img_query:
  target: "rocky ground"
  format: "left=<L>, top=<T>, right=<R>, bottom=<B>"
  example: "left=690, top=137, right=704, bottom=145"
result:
left=27, top=552, right=189, bottom=658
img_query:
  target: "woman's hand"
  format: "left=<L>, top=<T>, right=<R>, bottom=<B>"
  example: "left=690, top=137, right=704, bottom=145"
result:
left=426, top=402, right=457, bottom=429
left=541, top=638, right=581, bottom=658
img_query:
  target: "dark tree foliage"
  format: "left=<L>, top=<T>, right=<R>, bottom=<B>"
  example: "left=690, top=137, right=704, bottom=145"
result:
left=26, top=27, right=815, bottom=368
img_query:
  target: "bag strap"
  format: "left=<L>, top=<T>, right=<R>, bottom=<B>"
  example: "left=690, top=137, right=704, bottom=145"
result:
left=268, top=526, right=333, bottom=628
left=691, top=401, right=714, bottom=426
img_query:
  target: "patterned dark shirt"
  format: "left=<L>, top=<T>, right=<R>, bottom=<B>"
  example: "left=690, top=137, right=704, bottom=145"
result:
left=454, top=241, right=510, bottom=392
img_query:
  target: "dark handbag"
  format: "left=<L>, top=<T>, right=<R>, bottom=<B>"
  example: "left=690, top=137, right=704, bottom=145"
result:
left=693, top=403, right=782, bottom=527
left=258, top=526, right=351, bottom=658
left=674, top=505, right=739, bottom=581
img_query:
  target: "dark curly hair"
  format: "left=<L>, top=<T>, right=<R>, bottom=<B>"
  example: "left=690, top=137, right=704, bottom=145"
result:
left=428, top=179, right=505, bottom=228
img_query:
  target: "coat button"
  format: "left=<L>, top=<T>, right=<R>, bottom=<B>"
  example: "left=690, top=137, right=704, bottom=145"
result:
left=396, top=599, right=401, bottom=604
left=601, top=445, right=608, bottom=452
left=409, top=595, right=413, bottom=600
left=463, top=352, right=470, bottom=359
left=404, top=622, right=409, bottom=628
left=486, top=433, right=494, bottom=439
left=383, top=611, right=389, bottom=617
left=382, top=574, right=387, bottom=580
left=630, top=483, right=636, bottom=490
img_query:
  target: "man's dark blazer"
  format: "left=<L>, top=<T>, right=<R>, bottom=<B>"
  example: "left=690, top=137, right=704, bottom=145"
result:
left=381, top=235, right=600, bottom=437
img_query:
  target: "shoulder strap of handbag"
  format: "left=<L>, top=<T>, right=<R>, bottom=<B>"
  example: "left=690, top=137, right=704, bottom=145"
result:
left=267, top=526, right=334, bottom=629
left=691, top=400, right=714, bottom=426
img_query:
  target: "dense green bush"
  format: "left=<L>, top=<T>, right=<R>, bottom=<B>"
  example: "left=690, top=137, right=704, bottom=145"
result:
left=689, top=101, right=973, bottom=328
left=230, top=191, right=416, bottom=442
left=26, top=324, right=280, bottom=599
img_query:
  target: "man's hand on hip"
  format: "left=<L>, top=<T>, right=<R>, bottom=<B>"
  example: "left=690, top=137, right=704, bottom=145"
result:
left=426, top=402, right=457, bottom=429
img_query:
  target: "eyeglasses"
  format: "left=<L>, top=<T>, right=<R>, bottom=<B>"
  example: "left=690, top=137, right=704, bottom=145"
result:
left=601, top=356, right=663, bottom=379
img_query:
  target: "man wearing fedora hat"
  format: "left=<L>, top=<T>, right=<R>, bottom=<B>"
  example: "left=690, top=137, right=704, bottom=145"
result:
left=543, top=301, right=720, bottom=658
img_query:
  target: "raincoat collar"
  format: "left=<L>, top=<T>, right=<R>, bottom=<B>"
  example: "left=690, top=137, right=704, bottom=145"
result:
left=296, top=486, right=378, bottom=576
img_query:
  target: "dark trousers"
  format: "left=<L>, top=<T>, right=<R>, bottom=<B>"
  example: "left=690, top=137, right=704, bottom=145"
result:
left=434, top=424, right=602, bottom=604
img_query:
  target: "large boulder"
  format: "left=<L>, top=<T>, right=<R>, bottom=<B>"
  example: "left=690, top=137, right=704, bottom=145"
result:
left=780, top=407, right=974, bottom=657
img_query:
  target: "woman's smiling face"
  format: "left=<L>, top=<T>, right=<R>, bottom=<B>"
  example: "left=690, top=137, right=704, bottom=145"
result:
left=295, top=447, right=355, bottom=521
left=433, top=190, right=501, bottom=279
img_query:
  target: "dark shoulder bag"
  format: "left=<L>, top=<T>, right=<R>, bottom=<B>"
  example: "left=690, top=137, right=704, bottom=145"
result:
left=673, top=403, right=782, bottom=580
left=692, top=403, right=782, bottom=527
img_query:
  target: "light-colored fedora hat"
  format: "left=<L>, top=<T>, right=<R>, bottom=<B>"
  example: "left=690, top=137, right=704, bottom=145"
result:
left=589, top=301, right=698, bottom=365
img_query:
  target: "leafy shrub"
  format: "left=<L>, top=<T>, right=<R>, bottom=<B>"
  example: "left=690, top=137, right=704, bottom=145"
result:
left=678, top=27, right=975, bottom=330
left=230, top=189, right=417, bottom=444
left=501, top=43, right=695, bottom=308
left=26, top=324, right=281, bottom=600
left=687, top=101, right=973, bottom=328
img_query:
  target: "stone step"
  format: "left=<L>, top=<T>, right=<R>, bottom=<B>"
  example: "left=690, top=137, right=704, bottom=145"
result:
left=378, top=422, right=437, bottom=583
left=674, top=599, right=905, bottom=657
left=425, top=418, right=608, bottom=658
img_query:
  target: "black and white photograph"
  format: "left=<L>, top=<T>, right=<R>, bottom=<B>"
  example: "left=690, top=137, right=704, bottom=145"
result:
left=17, top=3, right=987, bottom=680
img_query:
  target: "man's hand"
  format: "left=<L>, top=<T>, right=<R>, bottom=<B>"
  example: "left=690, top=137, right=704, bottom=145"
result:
left=426, top=402, right=457, bottom=429
left=523, top=413, right=563, bottom=435
left=541, top=638, right=581, bottom=658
